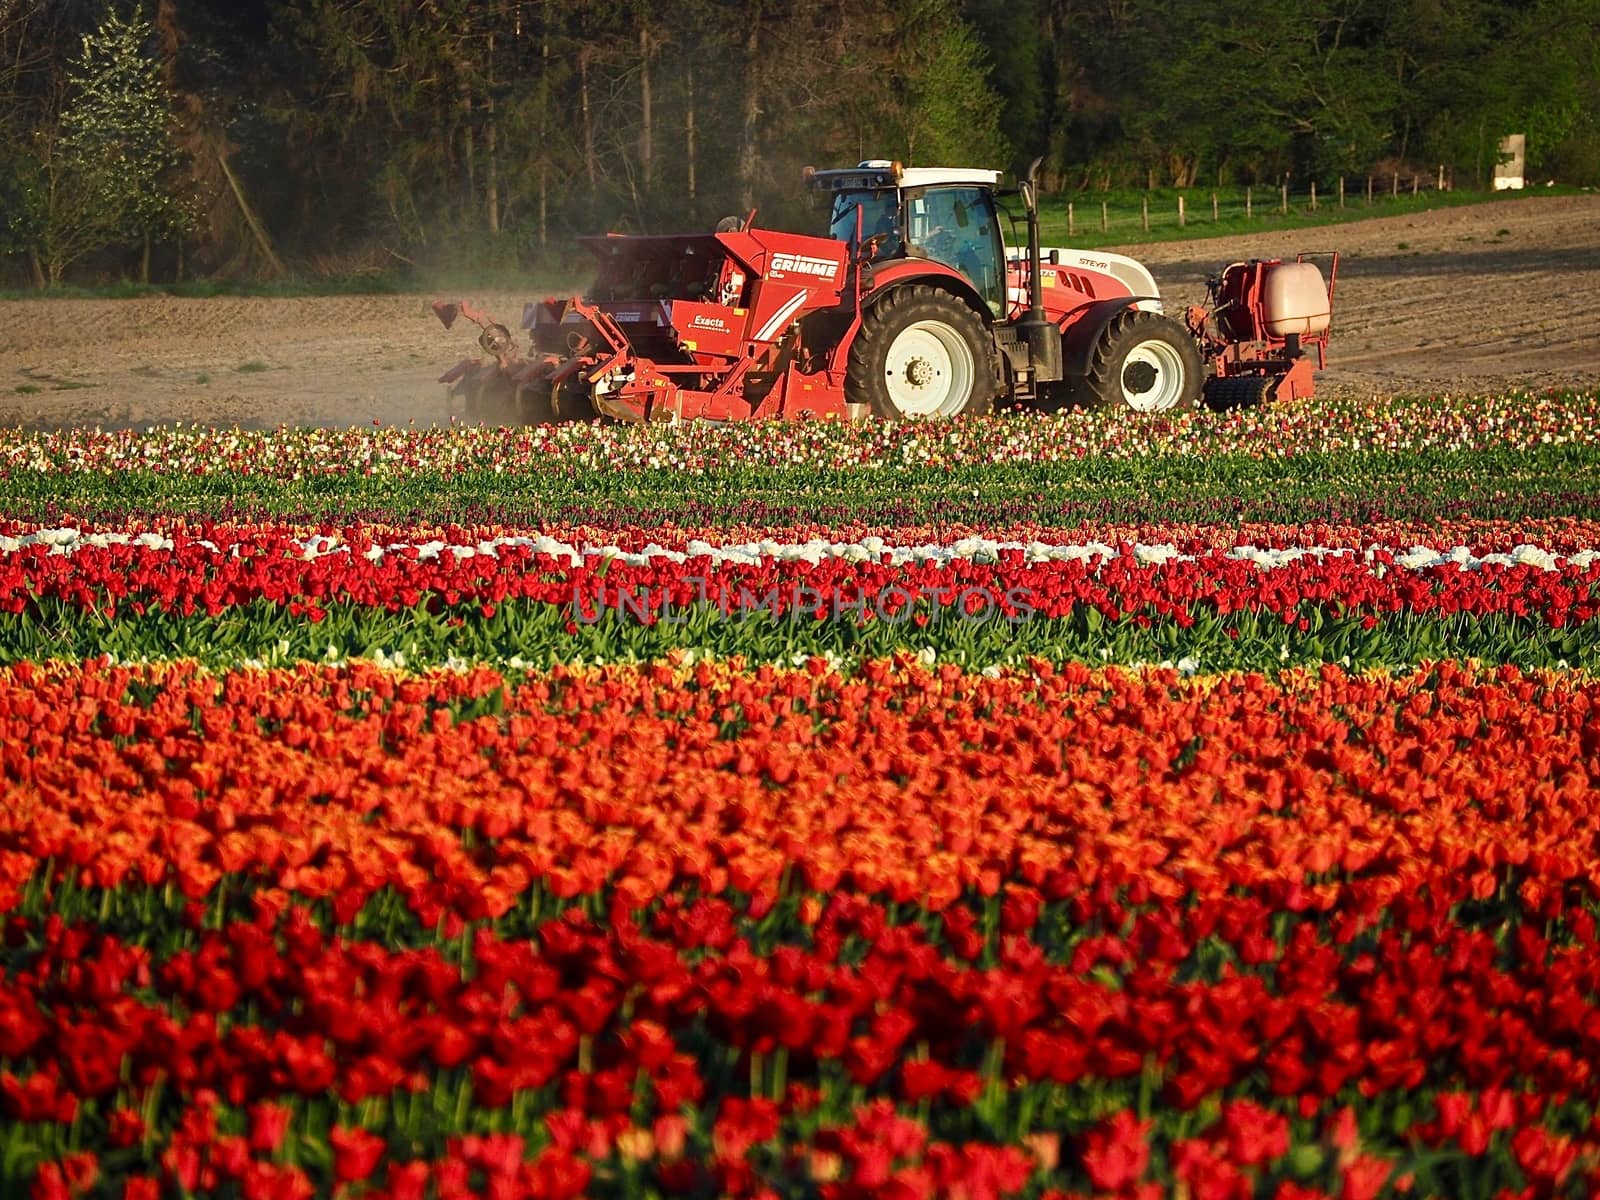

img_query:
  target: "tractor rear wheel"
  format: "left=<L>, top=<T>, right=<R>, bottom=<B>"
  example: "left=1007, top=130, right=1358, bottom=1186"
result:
left=847, top=286, right=997, bottom=420
left=1081, top=309, right=1202, bottom=413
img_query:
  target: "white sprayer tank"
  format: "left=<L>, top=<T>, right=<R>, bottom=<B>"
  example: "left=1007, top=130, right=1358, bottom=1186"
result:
left=1262, top=262, right=1331, bottom=337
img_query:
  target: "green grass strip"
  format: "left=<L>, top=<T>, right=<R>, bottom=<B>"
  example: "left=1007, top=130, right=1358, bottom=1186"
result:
left=4, top=446, right=1597, bottom=529
left=4, top=598, right=1594, bottom=673
left=1030, top=184, right=1588, bottom=250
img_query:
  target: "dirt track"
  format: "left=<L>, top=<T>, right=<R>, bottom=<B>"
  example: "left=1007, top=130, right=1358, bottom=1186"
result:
left=1, top=193, right=1596, bottom=431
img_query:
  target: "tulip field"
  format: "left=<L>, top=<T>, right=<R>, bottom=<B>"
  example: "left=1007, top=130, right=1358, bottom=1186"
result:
left=4, top=391, right=1600, bottom=1200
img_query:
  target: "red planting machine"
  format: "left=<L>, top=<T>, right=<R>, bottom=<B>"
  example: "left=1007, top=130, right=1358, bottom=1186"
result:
left=434, top=159, right=1337, bottom=422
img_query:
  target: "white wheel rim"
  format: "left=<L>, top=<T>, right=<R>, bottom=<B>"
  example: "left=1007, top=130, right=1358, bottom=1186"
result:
left=883, top=320, right=975, bottom=418
left=1120, top=340, right=1187, bottom=412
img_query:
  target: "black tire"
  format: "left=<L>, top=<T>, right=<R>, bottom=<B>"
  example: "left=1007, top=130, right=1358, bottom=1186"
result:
left=1202, top=374, right=1275, bottom=413
left=550, top=376, right=602, bottom=422
left=455, top=369, right=518, bottom=425
left=515, top=379, right=558, bottom=423
left=1033, top=380, right=1087, bottom=415
left=1081, top=308, right=1203, bottom=413
left=846, top=285, right=998, bottom=420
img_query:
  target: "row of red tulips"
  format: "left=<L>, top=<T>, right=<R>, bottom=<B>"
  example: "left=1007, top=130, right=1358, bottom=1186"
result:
left=7, top=518, right=1600, bottom=554
left=9, top=875, right=1598, bottom=1111
left=3, top=528, right=1596, bottom=628
left=5, top=656, right=1599, bottom=920
left=9, top=893, right=1598, bottom=1198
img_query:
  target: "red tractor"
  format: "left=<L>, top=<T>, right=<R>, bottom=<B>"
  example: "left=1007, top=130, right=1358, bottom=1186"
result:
left=434, top=159, right=1336, bottom=422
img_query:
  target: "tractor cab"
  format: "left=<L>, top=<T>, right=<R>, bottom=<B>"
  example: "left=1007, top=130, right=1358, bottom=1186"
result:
left=810, top=162, right=1008, bottom=317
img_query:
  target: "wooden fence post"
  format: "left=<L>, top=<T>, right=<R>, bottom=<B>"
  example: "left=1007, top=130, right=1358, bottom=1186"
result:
left=1141, top=195, right=1149, bottom=232
left=1437, top=163, right=1446, bottom=190
left=1246, top=187, right=1252, bottom=219
left=1178, top=195, right=1185, bottom=227
left=1211, top=192, right=1219, bottom=221
left=1392, top=172, right=1399, bottom=197
left=1280, top=180, right=1288, bottom=214
left=1366, top=175, right=1373, bottom=205
left=1310, top=180, right=1317, bottom=211
left=1101, top=200, right=1108, bottom=233
left=1067, top=202, right=1075, bottom=237
left=1411, top=174, right=1419, bottom=196
left=1338, top=177, right=1345, bottom=209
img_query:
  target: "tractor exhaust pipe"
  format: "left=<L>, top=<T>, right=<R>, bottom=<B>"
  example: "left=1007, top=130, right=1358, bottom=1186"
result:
left=1023, top=158, right=1047, bottom=321
left=1017, top=157, right=1064, bottom=384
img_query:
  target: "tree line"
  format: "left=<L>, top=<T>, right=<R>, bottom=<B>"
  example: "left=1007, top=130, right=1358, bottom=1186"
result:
left=0, top=0, right=1595, bottom=287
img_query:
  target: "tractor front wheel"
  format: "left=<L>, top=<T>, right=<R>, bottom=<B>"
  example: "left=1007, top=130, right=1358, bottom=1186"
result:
left=1081, top=309, right=1202, bottom=413
left=847, top=286, right=997, bottom=420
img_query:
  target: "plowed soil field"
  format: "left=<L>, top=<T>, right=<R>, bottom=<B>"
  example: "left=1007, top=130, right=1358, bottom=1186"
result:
left=1, top=192, right=1596, bottom=431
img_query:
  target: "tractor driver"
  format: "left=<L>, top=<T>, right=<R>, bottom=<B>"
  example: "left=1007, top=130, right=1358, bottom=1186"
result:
left=914, top=190, right=993, bottom=296
left=831, top=190, right=902, bottom=260
left=864, top=206, right=902, bottom=259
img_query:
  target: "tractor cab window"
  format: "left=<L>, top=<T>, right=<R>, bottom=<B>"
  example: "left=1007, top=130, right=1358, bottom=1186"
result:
left=905, top=186, right=1004, bottom=316
left=829, top=189, right=901, bottom=258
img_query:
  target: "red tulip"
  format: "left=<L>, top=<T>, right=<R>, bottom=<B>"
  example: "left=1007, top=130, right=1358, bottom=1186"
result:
left=1079, top=1110, right=1151, bottom=1191
left=1339, top=1154, right=1392, bottom=1200
left=248, top=1101, right=293, bottom=1153
left=328, top=1126, right=386, bottom=1184
left=1220, top=1099, right=1291, bottom=1166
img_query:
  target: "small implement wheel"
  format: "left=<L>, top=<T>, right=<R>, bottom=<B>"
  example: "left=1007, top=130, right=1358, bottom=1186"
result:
left=1082, top=309, right=1203, bottom=413
left=550, top=376, right=601, bottom=422
left=515, top=379, right=558, bottom=423
left=847, top=285, right=997, bottom=420
left=452, top=369, right=518, bottom=425
left=1202, top=374, right=1275, bottom=412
